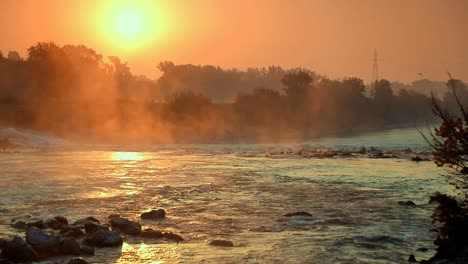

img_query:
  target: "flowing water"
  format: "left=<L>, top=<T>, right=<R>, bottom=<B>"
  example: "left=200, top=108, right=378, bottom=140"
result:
left=0, top=127, right=454, bottom=263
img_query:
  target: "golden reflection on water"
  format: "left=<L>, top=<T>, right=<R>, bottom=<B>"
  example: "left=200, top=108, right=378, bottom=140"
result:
left=112, top=151, right=144, bottom=161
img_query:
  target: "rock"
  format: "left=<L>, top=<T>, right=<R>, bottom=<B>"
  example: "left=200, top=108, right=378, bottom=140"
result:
left=0, top=238, right=8, bottom=249
left=60, top=238, right=80, bottom=255
left=62, top=226, right=85, bottom=238
left=45, top=218, right=63, bottom=230
left=417, top=247, right=428, bottom=252
left=84, top=222, right=109, bottom=234
left=368, top=149, right=383, bottom=158
left=408, top=254, right=417, bottom=262
left=209, top=239, right=234, bottom=247
left=108, top=214, right=120, bottom=219
left=284, top=211, right=312, bottom=217
left=79, top=244, right=95, bottom=255
left=26, top=227, right=61, bottom=257
left=357, top=147, right=366, bottom=154
left=84, top=229, right=123, bottom=247
left=10, top=220, right=27, bottom=229
left=162, top=232, right=184, bottom=242
left=0, top=237, right=39, bottom=262
left=411, top=156, right=423, bottom=162
left=398, top=200, right=416, bottom=206
left=402, top=148, right=413, bottom=154
left=109, top=217, right=141, bottom=235
left=140, top=229, right=163, bottom=239
left=27, top=219, right=45, bottom=229
left=68, top=258, right=89, bottom=264
left=54, top=216, right=69, bottom=225
left=45, top=216, right=68, bottom=229
left=141, top=209, right=166, bottom=220
left=72, top=217, right=100, bottom=227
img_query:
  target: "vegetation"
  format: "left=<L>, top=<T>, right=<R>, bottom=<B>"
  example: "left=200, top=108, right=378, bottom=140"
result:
left=424, top=77, right=468, bottom=262
left=0, top=42, right=465, bottom=143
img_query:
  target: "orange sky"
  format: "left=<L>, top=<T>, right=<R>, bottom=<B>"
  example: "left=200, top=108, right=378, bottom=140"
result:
left=0, top=0, right=467, bottom=83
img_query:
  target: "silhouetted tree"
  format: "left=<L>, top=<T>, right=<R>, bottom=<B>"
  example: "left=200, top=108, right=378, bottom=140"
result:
left=425, top=77, right=468, bottom=262
left=7, top=51, right=21, bottom=61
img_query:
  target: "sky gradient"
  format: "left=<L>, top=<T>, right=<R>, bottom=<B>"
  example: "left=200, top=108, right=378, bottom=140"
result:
left=0, top=0, right=467, bottom=83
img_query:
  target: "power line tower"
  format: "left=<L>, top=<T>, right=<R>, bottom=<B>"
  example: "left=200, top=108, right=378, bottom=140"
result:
left=371, top=49, right=379, bottom=90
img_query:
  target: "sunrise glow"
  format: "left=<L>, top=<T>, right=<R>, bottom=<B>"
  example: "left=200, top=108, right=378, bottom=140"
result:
left=97, top=1, right=162, bottom=51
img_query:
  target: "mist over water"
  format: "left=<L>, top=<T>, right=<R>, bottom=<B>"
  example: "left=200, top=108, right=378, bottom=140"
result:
left=0, top=128, right=452, bottom=263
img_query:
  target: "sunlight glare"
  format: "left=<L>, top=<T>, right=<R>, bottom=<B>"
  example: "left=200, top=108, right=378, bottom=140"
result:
left=112, top=152, right=144, bottom=161
left=97, top=0, right=165, bottom=51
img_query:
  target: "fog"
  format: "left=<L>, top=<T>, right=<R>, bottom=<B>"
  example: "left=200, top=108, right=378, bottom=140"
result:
left=0, top=42, right=465, bottom=143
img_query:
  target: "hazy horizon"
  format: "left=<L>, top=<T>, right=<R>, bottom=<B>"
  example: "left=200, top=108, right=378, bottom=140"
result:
left=1, top=0, right=467, bottom=83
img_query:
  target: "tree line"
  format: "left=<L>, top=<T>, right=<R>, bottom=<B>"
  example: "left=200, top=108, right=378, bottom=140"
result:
left=0, top=42, right=465, bottom=143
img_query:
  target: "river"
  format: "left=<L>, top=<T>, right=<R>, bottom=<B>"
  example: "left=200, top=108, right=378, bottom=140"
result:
left=0, top=126, right=454, bottom=263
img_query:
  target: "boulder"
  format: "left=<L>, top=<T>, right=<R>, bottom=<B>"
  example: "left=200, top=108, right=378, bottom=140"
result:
left=109, top=217, right=141, bottom=235
left=411, top=156, right=423, bottom=162
left=0, top=238, right=8, bottom=249
left=408, top=254, right=417, bottom=262
left=26, top=219, right=45, bottom=229
left=55, top=216, right=69, bottom=225
left=79, top=244, right=95, bottom=255
left=84, top=222, right=109, bottom=234
left=0, top=237, right=39, bottom=262
left=141, top=209, right=166, bottom=220
left=72, top=217, right=100, bottom=227
left=368, top=149, right=384, bottom=158
left=26, top=227, right=61, bottom=257
left=284, top=211, right=312, bottom=217
left=45, top=216, right=68, bottom=229
left=10, top=220, right=27, bottom=229
left=140, top=229, right=163, bottom=239
left=162, top=232, right=184, bottom=242
left=62, top=226, right=85, bottom=238
left=108, top=214, right=120, bottom=219
left=68, top=258, right=89, bottom=264
left=84, top=229, right=123, bottom=247
left=398, top=200, right=416, bottom=206
left=60, top=238, right=80, bottom=255
left=209, top=239, right=234, bottom=247
left=45, top=218, right=63, bottom=230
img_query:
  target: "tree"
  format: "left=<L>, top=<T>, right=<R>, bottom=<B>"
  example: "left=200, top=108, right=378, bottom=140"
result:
left=7, top=51, right=21, bottom=61
left=424, top=76, right=468, bottom=262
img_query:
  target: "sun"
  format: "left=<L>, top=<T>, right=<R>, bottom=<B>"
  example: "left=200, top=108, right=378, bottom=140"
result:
left=116, top=10, right=144, bottom=38
left=97, top=1, right=164, bottom=51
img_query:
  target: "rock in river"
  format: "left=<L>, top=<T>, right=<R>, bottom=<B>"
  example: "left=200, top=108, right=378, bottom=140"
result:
left=284, top=211, right=312, bottom=217
left=84, top=222, right=109, bottom=234
left=60, top=238, right=81, bottom=255
left=109, top=217, right=141, bottom=235
left=72, top=217, right=100, bottom=227
left=209, top=240, right=234, bottom=247
left=1, top=236, right=39, bottom=262
left=141, top=209, right=166, bottom=220
left=84, top=229, right=123, bottom=247
left=140, top=229, right=163, bottom=239
left=26, top=227, right=61, bottom=257
left=398, top=200, right=416, bottom=206
left=68, top=258, right=89, bottom=264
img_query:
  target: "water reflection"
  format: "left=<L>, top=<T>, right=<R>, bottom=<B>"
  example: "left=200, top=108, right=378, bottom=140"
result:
left=112, top=152, right=144, bottom=161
